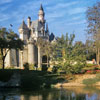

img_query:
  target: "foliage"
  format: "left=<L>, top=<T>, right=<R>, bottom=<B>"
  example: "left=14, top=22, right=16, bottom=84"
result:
left=85, top=63, right=95, bottom=67
left=0, top=70, right=13, bottom=82
left=23, top=63, right=29, bottom=70
left=0, top=52, right=2, bottom=68
left=37, top=37, right=53, bottom=68
left=85, top=40, right=96, bottom=60
left=52, top=33, right=87, bottom=74
left=21, top=72, right=44, bottom=89
left=29, top=64, right=35, bottom=70
left=86, top=2, right=100, bottom=65
left=52, top=66, right=59, bottom=73
left=42, top=64, right=48, bottom=71
left=0, top=69, right=66, bottom=89
left=83, top=64, right=100, bottom=74
left=0, top=27, right=24, bottom=69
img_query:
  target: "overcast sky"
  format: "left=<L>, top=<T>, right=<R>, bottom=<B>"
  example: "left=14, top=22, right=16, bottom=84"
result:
left=0, top=0, right=100, bottom=42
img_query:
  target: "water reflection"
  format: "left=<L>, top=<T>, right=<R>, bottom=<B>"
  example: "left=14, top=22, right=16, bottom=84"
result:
left=0, top=87, right=100, bottom=100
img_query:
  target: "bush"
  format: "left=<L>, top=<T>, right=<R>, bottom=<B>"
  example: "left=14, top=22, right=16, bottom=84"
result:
left=29, top=64, right=35, bottom=70
left=60, top=61, right=85, bottom=74
left=86, top=63, right=95, bottom=67
left=23, top=63, right=29, bottom=70
left=5, top=66, right=15, bottom=69
left=42, top=64, right=48, bottom=71
left=21, top=73, right=44, bottom=89
left=0, top=70, right=13, bottom=82
left=52, top=66, right=58, bottom=73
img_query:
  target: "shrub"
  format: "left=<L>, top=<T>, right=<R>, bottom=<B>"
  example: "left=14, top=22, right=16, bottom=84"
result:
left=86, top=63, right=95, bottom=67
left=96, top=70, right=100, bottom=73
left=52, top=66, right=58, bottom=73
left=42, top=64, right=48, bottom=71
left=29, top=64, right=35, bottom=70
left=0, top=70, right=13, bottom=82
left=23, top=63, right=29, bottom=70
left=21, top=73, right=44, bottom=89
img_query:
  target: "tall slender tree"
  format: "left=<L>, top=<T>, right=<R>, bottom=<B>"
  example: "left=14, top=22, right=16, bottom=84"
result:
left=86, top=2, right=100, bottom=65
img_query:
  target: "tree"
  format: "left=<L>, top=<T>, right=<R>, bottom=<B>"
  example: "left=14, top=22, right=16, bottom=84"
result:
left=86, top=2, right=100, bottom=65
left=52, top=33, right=75, bottom=72
left=53, top=33, right=87, bottom=74
left=43, top=41, right=53, bottom=67
left=0, top=27, right=24, bottom=69
left=36, top=37, right=45, bottom=67
left=85, top=40, right=96, bottom=60
left=36, top=37, right=52, bottom=68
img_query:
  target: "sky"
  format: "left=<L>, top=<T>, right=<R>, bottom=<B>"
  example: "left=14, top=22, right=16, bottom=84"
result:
left=0, top=0, right=100, bottom=43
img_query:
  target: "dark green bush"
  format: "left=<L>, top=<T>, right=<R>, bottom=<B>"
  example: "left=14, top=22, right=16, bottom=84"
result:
left=24, top=63, right=29, bottom=70
left=52, top=66, right=58, bottom=73
left=42, top=64, right=48, bottom=71
left=21, top=73, right=44, bottom=89
left=0, top=70, right=13, bottom=82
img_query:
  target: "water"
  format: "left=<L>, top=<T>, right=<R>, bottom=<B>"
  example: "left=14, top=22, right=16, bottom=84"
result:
left=0, top=87, right=100, bottom=100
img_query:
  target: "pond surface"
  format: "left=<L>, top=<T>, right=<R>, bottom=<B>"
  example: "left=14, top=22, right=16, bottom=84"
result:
left=0, top=87, right=100, bottom=100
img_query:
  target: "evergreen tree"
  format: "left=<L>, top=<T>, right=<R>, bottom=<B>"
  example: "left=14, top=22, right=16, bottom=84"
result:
left=53, top=33, right=86, bottom=74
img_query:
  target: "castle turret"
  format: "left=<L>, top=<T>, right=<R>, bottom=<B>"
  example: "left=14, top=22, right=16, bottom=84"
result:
left=38, top=4, right=45, bottom=23
left=46, top=23, right=49, bottom=33
left=19, top=20, right=29, bottom=41
left=27, top=16, right=31, bottom=28
left=28, top=39, right=36, bottom=64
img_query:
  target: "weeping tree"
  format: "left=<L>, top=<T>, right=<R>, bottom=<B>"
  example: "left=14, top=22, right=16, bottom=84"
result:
left=86, top=2, right=100, bottom=65
left=0, top=27, right=24, bottom=69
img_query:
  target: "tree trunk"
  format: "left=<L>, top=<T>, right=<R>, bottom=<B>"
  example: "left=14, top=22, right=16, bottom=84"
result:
left=38, top=46, right=41, bottom=68
left=98, top=48, right=100, bottom=65
left=47, top=55, right=49, bottom=67
left=2, top=58, right=5, bottom=69
left=0, top=49, right=5, bottom=69
left=97, top=48, right=100, bottom=65
left=96, top=48, right=98, bottom=64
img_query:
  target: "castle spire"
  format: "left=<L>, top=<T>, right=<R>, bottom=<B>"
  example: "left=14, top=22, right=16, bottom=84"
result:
left=19, top=20, right=27, bottom=29
left=40, top=4, right=44, bottom=11
left=46, top=23, right=49, bottom=32
left=38, top=4, right=45, bottom=22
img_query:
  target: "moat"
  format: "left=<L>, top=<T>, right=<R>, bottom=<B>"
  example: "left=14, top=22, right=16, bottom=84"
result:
left=0, top=87, right=100, bottom=100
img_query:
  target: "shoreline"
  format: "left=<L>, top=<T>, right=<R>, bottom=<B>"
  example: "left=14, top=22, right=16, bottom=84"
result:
left=54, top=74, right=100, bottom=88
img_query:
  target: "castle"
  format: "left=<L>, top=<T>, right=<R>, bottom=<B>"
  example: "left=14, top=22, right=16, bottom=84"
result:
left=5, top=4, right=55, bottom=68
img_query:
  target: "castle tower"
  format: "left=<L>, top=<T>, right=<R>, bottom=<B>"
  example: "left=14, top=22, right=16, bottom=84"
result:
left=46, top=23, right=49, bottom=33
left=27, top=16, right=31, bottom=28
left=18, top=20, right=29, bottom=41
left=27, top=39, right=37, bottom=65
left=38, top=4, right=45, bottom=23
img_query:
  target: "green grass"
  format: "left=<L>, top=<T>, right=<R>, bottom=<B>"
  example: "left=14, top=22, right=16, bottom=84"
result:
left=83, top=74, right=100, bottom=86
